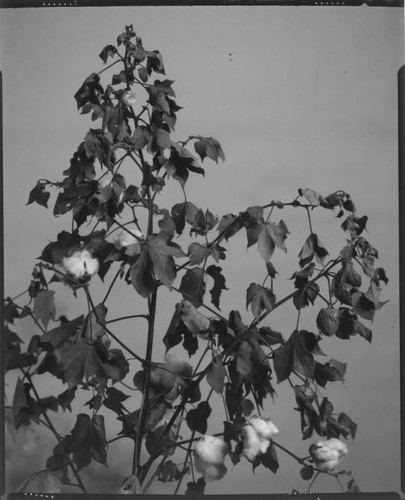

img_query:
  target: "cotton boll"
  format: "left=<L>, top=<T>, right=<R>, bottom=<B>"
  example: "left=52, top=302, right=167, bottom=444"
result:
left=194, top=435, right=228, bottom=465
left=309, top=438, right=348, bottom=470
left=113, top=230, right=144, bottom=249
left=241, top=424, right=269, bottom=462
left=62, top=250, right=99, bottom=278
left=122, top=90, right=137, bottom=106
left=249, top=416, right=279, bottom=440
left=165, top=353, right=192, bottom=378
left=194, top=458, right=227, bottom=482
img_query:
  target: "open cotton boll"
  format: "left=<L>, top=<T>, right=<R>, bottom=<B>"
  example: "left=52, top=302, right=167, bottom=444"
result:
left=113, top=230, right=144, bottom=249
left=194, top=458, right=227, bottom=482
left=62, top=249, right=99, bottom=278
left=194, top=435, right=228, bottom=465
left=165, top=353, right=192, bottom=378
left=249, top=416, right=279, bottom=440
left=121, top=90, right=137, bottom=106
left=241, top=424, right=269, bottom=461
left=309, top=438, right=348, bottom=470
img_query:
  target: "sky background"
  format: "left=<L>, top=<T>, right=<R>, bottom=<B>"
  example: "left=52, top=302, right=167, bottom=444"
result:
left=0, top=5, right=403, bottom=496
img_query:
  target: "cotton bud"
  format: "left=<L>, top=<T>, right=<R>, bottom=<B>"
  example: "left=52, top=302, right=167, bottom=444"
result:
left=121, top=90, right=137, bottom=106
left=316, top=308, right=341, bottom=336
left=309, top=438, right=348, bottom=472
left=62, top=249, right=99, bottom=278
left=194, top=435, right=228, bottom=482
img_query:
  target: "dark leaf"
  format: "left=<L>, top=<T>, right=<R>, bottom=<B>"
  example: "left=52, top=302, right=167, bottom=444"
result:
left=188, top=243, right=211, bottom=266
left=99, top=44, right=117, bottom=64
left=130, top=126, right=151, bottom=150
left=130, top=248, right=155, bottom=298
left=103, top=387, right=130, bottom=417
left=347, top=478, right=362, bottom=493
left=236, top=341, right=254, bottom=380
left=300, top=465, right=314, bottom=480
left=57, top=387, right=77, bottom=412
left=185, top=477, right=206, bottom=496
left=158, top=209, right=176, bottom=238
left=337, top=412, right=357, bottom=439
left=157, top=460, right=183, bottom=483
left=259, top=441, right=279, bottom=473
left=273, top=339, right=294, bottom=383
left=163, top=304, right=183, bottom=352
left=186, top=401, right=212, bottom=434
left=27, top=182, right=50, bottom=208
left=12, top=379, right=41, bottom=428
left=17, top=469, right=65, bottom=494
left=352, top=319, right=372, bottom=342
left=241, top=398, right=255, bottom=417
left=293, top=282, right=320, bottom=310
left=138, top=66, right=149, bottom=83
left=292, top=332, right=316, bottom=379
left=258, top=326, right=284, bottom=345
left=74, top=73, right=104, bottom=109
left=179, top=267, right=206, bottom=307
left=206, top=265, right=228, bottom=309
left=147, top=50, right=165, bottom=75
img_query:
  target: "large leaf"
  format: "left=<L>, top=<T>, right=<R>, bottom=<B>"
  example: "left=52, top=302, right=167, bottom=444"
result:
left=147, top=234, right=185, bottom=289
left=33, top=290, right=56, bottom=330
left=67, top=413, right=108, bottom=470
left=17, top=469, right=65, bottom=493
left=12, top=379, right=41, bottom=429
left=246, top=283, right=276, bottom=319
left=130, top=248, right=155, bottom=298
left=179, top=267, right=206, bottom=306
left=206, top=355, right=225, bottom=394
left=27, top=182, right=50, bottom=208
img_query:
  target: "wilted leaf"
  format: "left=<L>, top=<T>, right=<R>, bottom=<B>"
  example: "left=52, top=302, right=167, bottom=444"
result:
left=33, top=290, right=56, bottom=330
left=206, top=265, right=227, bottom=309
left=217, top=213, right=243, bottom=241
left=194, top=136, right=225, bottom=163
left=188, top=242, right=212, bottom=266
left=185, top=477, right=206, bottom=496
left=206, top=355, right=225, bottom=394
left=99, top=44, right=117, bottom=64
left=12, top=379, right=41, bottom=428
left=180, top=300, right=210, bottom=336
left=298, top=233, right=328, bottom=267
left=246, top=283, right=276, bottom=319
left=27, top=182, right=51, bottom=208
left=119, top=474, right=143, bottom=494
left=157, top=460, right=183, bottom=483
left=298, top=188, right=326, bottom=206
left=257, top=224, right=275, bottom=262
left=17, top=469, right=65, bottom=493
left=67, top=413, right=107, bottom=469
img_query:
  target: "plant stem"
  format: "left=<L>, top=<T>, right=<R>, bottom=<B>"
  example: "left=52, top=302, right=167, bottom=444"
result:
left=101, top=267, right=123, bottom=305
left=306, top=471, right=320, bottom=493
left=134, top=289, right=158, bottom=475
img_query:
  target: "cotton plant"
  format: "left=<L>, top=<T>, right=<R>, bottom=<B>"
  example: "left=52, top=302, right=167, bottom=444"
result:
left=4, top=24, right=387, bottom=496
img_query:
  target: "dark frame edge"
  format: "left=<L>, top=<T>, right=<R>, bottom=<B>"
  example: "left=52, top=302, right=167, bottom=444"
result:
left=0, top=70, right=5, bottom=500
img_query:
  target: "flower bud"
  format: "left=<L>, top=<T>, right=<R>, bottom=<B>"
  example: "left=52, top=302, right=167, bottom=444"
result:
left=121, top=90, right=136, bottom=106
left=316, top=308, right=341, bottom=336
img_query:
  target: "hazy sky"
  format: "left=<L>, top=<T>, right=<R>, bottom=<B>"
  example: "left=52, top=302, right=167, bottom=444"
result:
left=0, top=5, right=403, bottom=496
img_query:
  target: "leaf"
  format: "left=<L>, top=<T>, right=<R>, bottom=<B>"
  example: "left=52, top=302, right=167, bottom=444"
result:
left=180, top=300, right=210, bottom=336
left=206, top=265, right=227, bottom=309
left=179, top=267, right=206, bottom=306
left=298, top=233, right=328, bottom=267
left=165, top=144, right=204, bottom=187
left=257, top=224, right=275, bottom=262
left=130, top=248, right=155, bottom=298
left=12, top=379, right=41, bottom=428
left=298, top=188, right=326, bottom=206
left=33, top=290, right=56, bottom=329
left=352, top=319, right=372, bottom=342
left=67, top=413, right=107, bottom=469
left=266, top=220, right=289, bottom=252
left=186, top=401, right=211, bottom=434
left=194, top=136, right=225, bottom=163
left=130, top=125, right=151, bottom=150
left=258, top=441, right=279, bottom=473
left=138, top=66, right=149, bottom=83
left=103, top=387, right=130, bottom=417
left=293, top=282, right=320, bottom=310
left=17, top=469, right=65, bottom=493
left=314, top=360, right=346, bottom=387
left=217, top=213, right=243, bottom=241
left=74, top=73, right=104, bottom=109
left=185, top=477, right=206, bottom=496
left=99, top=44, right=117, bottom=64
left=147, top=234, right=185, bottom=289
left=119, top=474, right=143, bottom=494
left=188, top=242, right=212, bottom=266
left=163, top=304, right=184, bottom=352
left=347, top=477, right=362, bottom=492
left=57, top=387, right=77, bottom=412
left=236, top=341, right=254, bottom=379
left=206, top=355, right=225, bottom=394
left=158, top=209, right=176, bottom=238
left=246, top=283, right=276, bottom=319
left=292, top=332, right=316, bottom=379
left=157, top=460, right=183, bottom=483
left=147, top=50, right=165, bottom=75
left=258, top=326, right=284, bottom=345
left=337, top=412, right=357, bottom=439
left=27, top=182, right=50, bottom=208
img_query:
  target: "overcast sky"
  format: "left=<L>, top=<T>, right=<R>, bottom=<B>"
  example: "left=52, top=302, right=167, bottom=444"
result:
left=0, top=5, right=403, bottom=496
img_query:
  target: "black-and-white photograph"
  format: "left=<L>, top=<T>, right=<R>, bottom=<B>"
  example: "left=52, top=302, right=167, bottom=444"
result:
left=1, top=4, right=403, bottom=497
